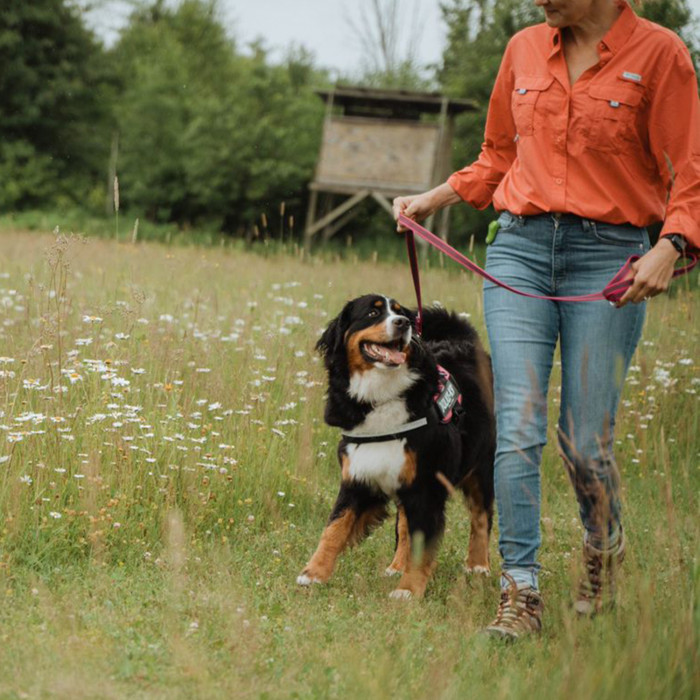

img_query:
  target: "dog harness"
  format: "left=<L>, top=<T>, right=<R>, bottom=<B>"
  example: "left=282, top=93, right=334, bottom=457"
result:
left=341, top=365, right=463, bottom=444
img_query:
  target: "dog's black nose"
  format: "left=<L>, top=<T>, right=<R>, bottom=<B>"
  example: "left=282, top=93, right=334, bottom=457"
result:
left=393, top=316, right=410, bottom=329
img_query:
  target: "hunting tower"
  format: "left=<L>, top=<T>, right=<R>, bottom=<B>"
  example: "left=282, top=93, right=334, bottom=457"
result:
left=304, top=85, right=476, bottom=248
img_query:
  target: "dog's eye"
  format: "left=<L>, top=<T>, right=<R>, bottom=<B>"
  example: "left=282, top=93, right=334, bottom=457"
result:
left=368, top=309, right=380, bottom=318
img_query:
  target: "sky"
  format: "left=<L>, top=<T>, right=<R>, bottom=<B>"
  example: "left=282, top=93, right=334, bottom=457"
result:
left=84, top=0, right=700, bottom=77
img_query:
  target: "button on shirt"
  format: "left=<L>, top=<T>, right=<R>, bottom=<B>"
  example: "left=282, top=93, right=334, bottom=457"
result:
left=447, top=3, right=700, bottom=248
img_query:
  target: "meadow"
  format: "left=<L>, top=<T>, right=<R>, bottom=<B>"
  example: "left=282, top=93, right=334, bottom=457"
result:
left=0, top=227, right=697, bottom=699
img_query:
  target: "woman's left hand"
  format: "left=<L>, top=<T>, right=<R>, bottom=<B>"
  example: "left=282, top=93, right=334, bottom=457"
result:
left=616, top=238, right=681, bottom=307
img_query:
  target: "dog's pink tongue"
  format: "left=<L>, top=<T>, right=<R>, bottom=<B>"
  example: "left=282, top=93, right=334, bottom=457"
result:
left=385, top=347, right=406, bottom=365
left=369, top=343, right=406, bottom=365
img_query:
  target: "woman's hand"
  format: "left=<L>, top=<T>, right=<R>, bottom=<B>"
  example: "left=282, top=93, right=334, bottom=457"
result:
left=392, top=183, right=462, bottom=233
left=616, top=237, right=682, bottom=307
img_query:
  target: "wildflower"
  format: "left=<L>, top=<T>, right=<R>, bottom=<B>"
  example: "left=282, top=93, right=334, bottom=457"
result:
left=49, top=512, right=62, bottom=519
left=82, top=315, right=103, bottom=323
left=19, top=475, right=32, bottom=485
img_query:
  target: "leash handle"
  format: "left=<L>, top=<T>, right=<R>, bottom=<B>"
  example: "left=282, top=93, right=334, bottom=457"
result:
left=399, top=214, right=697, bottom=305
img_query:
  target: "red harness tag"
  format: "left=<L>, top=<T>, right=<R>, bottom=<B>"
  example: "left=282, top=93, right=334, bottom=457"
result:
left=434, top=365, right=462, bottom=423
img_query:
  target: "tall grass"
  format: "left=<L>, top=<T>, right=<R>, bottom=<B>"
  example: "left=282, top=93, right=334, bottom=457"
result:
left=0, top=229, right=697, bottom=698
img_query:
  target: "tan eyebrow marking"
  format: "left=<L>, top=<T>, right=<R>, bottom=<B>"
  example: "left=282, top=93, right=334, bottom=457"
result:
left=373, top=300, right=383, bottom=308
left=392, top=303, right=401, bottom=312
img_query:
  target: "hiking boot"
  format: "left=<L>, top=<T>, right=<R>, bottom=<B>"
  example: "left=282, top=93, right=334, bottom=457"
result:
left=484, top=573, right=543, bottom=640
left=574, top=529, right=626, bottom=616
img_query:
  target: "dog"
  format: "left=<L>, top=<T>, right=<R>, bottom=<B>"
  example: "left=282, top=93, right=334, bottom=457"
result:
left=297, top=294, right=495, bottom=599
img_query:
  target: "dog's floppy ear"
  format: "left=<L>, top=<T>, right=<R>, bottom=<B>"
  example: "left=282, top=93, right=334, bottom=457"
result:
left=316, top=301, right=353, bottom=359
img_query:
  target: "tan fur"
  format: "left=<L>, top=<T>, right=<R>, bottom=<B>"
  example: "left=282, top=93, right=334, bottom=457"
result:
left=393, top=547, right=438, bottom=598
left=341, top=453, right=351, bottom=482
left=387, top=505, right=410, bottom=573
left=463, top=473, right=491, bottom=572
left=399, top=449, right=417, bottom=487
left=346, top=325, right=395, bottom=373
left=301, top=505, right=388, bottom=582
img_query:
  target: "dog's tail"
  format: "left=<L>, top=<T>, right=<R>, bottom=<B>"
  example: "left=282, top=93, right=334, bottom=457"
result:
left=417, top=306, right=478, bottom=344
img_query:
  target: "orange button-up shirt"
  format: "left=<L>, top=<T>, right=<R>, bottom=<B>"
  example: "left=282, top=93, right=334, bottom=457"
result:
left=447, top=2, right=700, bottom=248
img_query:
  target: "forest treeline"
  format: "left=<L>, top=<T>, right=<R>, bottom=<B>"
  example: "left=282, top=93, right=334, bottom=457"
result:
left=1, top=0, right=697, bottom=241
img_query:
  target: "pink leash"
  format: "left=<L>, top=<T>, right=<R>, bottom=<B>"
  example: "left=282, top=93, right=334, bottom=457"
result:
left=399, top=213, right=697, bottom=335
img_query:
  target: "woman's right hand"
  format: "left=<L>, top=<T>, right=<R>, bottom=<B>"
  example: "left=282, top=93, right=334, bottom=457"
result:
left=392, top=183, right=462, bottom=233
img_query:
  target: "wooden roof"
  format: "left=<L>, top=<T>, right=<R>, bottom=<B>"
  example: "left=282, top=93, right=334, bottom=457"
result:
left=315, top=85, right=477, bottom=120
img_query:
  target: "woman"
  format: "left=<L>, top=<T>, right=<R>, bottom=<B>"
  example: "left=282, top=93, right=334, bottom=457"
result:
left=393, top=0, right=699, bottom=639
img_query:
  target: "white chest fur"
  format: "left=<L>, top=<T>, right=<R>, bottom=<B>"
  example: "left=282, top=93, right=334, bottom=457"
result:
left=345, top=440, right=407, bottom=495
left=343, top=399, right=413, bottom=495
left=348, top=364, right=417, bottom=405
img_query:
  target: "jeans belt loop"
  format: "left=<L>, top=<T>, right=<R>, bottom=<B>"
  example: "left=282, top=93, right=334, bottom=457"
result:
left=581, top=218, right=592, bottom=232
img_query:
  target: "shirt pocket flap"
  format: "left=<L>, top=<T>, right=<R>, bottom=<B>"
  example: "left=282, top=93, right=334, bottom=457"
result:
left=514, top=76, right=554, bottom=94
left=589, top=84, right=643, bottom=107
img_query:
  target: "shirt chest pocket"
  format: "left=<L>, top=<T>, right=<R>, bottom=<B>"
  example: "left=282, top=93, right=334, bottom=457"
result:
left=586, top=83, right=645, bottom=153
left=511, top=76, right=554, bottom=137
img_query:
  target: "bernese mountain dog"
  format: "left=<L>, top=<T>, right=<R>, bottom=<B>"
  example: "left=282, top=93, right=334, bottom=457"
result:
left=297, top=294, right=495, bottom=599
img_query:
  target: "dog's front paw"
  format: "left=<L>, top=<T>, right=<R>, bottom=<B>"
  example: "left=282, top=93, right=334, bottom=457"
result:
left=464, top=564, right=490, bottom=576
left=384, top=566, right=402, bottom=577
left=296, top=572, right=324, bottom=586
left=388, top=588, right=413, bottom=600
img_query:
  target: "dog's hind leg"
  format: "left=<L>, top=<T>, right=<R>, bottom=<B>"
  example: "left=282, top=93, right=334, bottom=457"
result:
left=461, top=473, right=492, bottom=575
left=297, top=484, right=388, bottom=586
left=385, top=504, right=410, bottom=577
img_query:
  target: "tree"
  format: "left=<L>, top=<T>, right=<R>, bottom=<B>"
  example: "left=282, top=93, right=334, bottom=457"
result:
left=346, top=0, right=434, bottom=89
left=111, top=0, right=324, bottom=232
left=0, top=0, right=113, bottom=210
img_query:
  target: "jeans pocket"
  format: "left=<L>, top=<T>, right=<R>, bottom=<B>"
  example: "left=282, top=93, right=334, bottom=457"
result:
left=591, top=222, right=649, bottom=250
left=497, top=211, right=519, bottom=233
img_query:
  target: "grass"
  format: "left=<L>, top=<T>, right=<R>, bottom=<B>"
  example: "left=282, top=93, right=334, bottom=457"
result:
left=0, top=228, right=697, bottom=699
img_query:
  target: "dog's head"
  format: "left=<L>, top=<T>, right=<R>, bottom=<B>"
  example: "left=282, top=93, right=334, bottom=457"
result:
left=317, top=294, right=415, bottom=375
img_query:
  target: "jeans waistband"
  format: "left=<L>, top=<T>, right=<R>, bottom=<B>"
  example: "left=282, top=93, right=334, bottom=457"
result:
left=514, top=212, right=639, bottom=231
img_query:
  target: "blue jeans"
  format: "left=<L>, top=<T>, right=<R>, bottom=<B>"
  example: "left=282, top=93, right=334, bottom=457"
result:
left=484, top=212, right=649, bottom=590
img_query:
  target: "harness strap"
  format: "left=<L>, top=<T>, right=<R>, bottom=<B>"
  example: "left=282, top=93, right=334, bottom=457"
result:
left=342, top=417, right=429, bottom=444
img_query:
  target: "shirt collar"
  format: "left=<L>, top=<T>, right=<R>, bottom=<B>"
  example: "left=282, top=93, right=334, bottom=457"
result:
left=599, top=1, right=638, bottom=55
left=547, top=1, right=638, bottom=58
